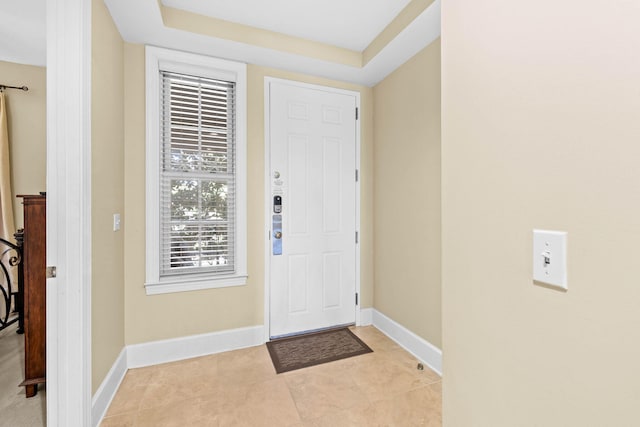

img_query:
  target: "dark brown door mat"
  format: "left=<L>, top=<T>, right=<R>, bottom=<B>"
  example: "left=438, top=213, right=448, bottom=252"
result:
left=266, top=327, right=373, bottom=374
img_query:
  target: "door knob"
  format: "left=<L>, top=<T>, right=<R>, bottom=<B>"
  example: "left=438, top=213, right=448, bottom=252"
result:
left=275, top=231, right=282, bottom=239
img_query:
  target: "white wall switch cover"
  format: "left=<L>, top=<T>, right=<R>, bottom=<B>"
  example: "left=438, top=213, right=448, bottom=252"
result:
left=533, top=229, right=567, bottom=289
left=113, top=213, right=121, bottom=231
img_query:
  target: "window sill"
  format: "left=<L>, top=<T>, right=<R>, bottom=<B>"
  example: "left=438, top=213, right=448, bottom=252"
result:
left=145, top=273, right=248, bottom=295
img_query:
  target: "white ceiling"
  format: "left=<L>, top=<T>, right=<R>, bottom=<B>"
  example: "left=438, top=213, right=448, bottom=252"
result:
left=161, top=0, right=412, bottom=52
left=0, top=0, right=46, bottom=66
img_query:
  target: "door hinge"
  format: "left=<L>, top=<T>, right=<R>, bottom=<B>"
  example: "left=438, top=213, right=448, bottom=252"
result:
left=355, top=231, right=359, bottom=244
left=46, top=266, right=57, bottom=279
left=355, top=107, right=359, bottom=120
left=355, top=292, right=359, bottom=305
left=355, top=169, right=359, bottom=182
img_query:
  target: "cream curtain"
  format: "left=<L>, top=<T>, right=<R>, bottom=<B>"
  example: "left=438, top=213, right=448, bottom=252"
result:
left=0, top=92, right=15, bottom=243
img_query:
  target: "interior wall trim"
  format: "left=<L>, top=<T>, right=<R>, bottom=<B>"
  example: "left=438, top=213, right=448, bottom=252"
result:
left=372, top=309, right=442, bottom=375
left=46, top=0, right=93, bottom=424
left=126, top=325, right=265, bottom=369
left=360, top=307, right=374, bottom=326
left=91, top=348, right=128, bottom=427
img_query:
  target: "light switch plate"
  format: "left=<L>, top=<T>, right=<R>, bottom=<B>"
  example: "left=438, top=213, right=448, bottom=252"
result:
left=533, top=229, right=567, bottom=289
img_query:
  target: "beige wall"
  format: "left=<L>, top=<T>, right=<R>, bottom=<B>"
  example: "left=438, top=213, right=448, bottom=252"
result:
left=91, top=0, right=125, bottom=393
left=373, top=39, right=441, bottom=348
left=123, top=45, right=373, bottom=345
left=0, top=61, right=46, bottom=230
left=442, top=1, right=640, bottom=425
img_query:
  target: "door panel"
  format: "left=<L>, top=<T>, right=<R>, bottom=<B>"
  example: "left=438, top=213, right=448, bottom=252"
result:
left=288, top=135, right=309, bottom=235
left=322, top=138, right=342, bottom=233
left=322, top=252, right=342, bottom=309
left=288, top=254, right=309, bottom=313
left=269, top=82, right=357, bottom=338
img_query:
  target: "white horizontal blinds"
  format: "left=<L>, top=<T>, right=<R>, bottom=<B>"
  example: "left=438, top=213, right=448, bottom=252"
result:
left=160, top=70, right=236, bottom=277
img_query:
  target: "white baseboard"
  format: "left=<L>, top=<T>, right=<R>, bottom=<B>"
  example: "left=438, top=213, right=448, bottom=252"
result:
left=360, top=307, right=373, bottom=326
left=92, top=348, right=128, bottom=427
left=126, top=325, right=265, bottom=368
left=372, top=309, right=442, bottom=376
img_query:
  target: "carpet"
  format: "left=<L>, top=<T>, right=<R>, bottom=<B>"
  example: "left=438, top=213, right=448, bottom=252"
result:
left=266, top=328, right=373, bottom=374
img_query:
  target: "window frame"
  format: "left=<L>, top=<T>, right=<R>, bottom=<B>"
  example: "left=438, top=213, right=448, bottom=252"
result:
left=145, top=46, right=247, bottom=295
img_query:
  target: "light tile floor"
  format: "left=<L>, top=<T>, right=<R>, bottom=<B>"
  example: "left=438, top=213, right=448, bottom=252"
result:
left=101, top=326, right=442, bottom=427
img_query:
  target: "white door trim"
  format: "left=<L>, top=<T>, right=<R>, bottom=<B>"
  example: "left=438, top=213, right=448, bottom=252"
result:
left=46, top=0, right=92, bottom=425
left=263, top=77, right=361, bottom=341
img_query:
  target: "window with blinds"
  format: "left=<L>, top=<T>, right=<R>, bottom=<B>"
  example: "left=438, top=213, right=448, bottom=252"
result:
left=159, top=71, right=236, bottom=277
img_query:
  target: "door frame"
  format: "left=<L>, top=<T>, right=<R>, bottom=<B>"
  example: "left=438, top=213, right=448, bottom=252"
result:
left=263, top=77, right=361, bottom=341
left=47, top=0, right=92, bottom=425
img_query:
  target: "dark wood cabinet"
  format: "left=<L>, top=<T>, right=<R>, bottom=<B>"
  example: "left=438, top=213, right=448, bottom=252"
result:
left=16, top=194, right=46, bottom=398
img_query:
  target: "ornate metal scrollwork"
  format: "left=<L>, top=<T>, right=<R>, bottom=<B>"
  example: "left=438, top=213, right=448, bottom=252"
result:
left=0, top=236, right=22, bottom=332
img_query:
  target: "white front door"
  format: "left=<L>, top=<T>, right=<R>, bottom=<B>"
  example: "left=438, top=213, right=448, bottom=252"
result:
left=268, top=81, right=358, bottom=338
